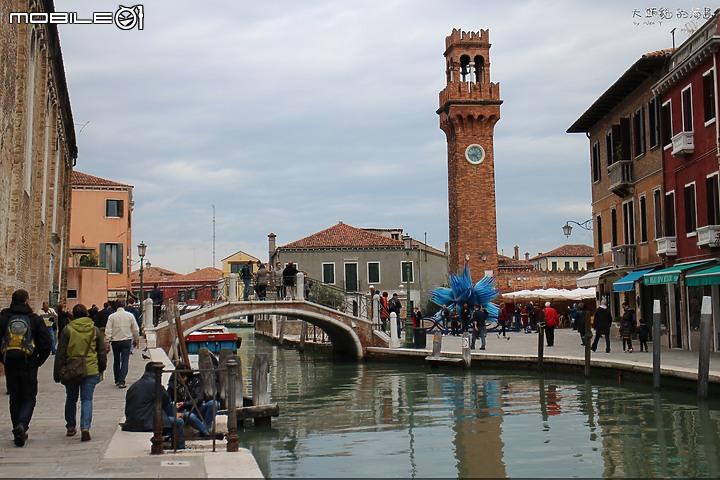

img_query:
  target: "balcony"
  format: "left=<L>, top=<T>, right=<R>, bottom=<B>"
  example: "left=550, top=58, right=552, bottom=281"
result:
left=608, top=159, right=633, bottom=196
left=656, top=236, right=677, bottom=256
left=697, top=225, right=720, bottom=248
left=671, top=131, right=694, bottom=156
left=612, top=244, right=636, bottom=268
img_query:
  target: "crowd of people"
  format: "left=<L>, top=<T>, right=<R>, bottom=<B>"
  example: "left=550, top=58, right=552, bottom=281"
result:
left=235, top=260, right=313, bottom=301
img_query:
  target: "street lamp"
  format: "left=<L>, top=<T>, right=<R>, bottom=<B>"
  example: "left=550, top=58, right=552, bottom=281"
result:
left=138, top=241, right=147, bottom=321
left=403, top=233, right=414, bottom=348
left=562, top=219, right=593, bottom=237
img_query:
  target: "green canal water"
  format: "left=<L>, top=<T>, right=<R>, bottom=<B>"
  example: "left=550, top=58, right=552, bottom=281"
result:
left=230, top=328, right=720, bottom=478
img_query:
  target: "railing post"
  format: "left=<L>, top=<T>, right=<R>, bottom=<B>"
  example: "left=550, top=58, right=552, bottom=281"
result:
left=228, top=273, right=237, bottom=302
left=226, top=357, right=239, bottom=452
left=296, top=272, right=305, bottom=300
left=150, top=362, right=164, bottom=454
left=389, top=313, right=400, bottom=348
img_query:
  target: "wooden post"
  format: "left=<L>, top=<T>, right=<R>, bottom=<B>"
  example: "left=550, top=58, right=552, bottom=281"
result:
left=278, top=317, right=286, bottom=345
left=653, top=299, right=662, bottom=389
left=199, top=348, right=218, bottom=404
left=537, top=323, right=544, bottom=373
left=173, top=303, right=191, bottom=368
left=226, top=357, right=239, bottom=452
left=461, top=332, right=471, bottom=368
left=432, top=331, right=442, bottom=357
left=150, top=362, right=164, bottom=454
left=299, top=321, right=307, bottom=352
left=698, top=296, right=712, bottom=400
left=217, top=349, right=230, bottom=408
left=252, top=353, right=271, bottom=426
left=584, top=312, right=592, bottom=378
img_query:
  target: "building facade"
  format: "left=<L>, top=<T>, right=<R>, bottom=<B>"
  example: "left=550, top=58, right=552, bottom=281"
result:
left=68, top=171, right=133, bottom=302
left=438, top=28, right=502, bottom=278
left=130, top=266, right=223, bottom=309
left=529, top=244, right=594, bottom=272
left=0, top=0, right=77, bottom=308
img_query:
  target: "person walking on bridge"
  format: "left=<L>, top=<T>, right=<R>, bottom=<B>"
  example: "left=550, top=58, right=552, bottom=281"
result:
left=282, top=262, right=299, bottom=300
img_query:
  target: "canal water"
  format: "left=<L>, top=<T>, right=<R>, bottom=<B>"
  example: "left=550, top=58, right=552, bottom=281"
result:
left=231, top=328, right=720, bottom=478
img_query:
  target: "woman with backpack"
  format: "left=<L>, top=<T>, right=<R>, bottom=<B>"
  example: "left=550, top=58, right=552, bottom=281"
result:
left=53, top=304, right=107, bottom=442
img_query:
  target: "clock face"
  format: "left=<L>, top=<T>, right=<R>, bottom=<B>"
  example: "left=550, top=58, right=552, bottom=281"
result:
left=465, top=144, right=485, bottom=165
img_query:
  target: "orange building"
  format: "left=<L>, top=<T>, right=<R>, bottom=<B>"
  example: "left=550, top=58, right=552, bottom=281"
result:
left=67, top=171, right=133, bottom=306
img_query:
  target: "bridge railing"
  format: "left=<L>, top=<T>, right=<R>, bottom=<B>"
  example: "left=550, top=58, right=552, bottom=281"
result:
left=304, top=276, right=378, bottom=326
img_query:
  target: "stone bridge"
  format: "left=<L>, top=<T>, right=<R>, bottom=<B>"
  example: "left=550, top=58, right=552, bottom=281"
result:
left=151, top=300, right=389, bottom=359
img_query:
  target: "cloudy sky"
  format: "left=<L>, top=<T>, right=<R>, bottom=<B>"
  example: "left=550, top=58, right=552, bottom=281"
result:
left=55, top=1, right=708, bottom=274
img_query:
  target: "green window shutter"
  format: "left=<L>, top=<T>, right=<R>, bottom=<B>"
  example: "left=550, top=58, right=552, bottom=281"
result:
left=99, top=243, right=107, bottom=268
left=116, top=244, right=123, bottom=273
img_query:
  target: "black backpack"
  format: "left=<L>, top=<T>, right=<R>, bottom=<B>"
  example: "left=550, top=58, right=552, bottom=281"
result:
left=1, top=315, right=35, bottom=360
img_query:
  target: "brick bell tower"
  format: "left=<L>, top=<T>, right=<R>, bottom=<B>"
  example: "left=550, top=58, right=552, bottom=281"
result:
left=438, top=28, right=502, bottom=278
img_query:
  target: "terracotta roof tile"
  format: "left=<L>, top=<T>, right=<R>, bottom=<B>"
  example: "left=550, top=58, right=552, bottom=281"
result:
left=72, top=170, right=131, bottom=188
left=280, top=222, right=404, bottom=249
left=182, top=267, right=224, bottom=281
left=130, top=266, right=223, bottom=283
left=130, top=266, right=179, bottom=282
left=498, top=254, right=532, bottom=268
left=529, top=244, right=594, bottom=260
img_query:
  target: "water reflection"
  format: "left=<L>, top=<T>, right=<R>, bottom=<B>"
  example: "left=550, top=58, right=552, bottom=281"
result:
left=233, top=330, right=720, bottom=478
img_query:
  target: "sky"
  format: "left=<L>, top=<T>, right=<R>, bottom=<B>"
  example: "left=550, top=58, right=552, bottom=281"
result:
left=53, top=0, right=711, bottom=274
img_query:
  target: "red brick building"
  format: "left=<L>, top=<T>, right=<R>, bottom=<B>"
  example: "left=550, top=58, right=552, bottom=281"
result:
left=130, top=266, right=223, bottom=307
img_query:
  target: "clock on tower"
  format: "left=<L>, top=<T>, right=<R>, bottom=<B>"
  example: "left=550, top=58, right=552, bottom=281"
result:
left=437, top=28, right=502, bottom=278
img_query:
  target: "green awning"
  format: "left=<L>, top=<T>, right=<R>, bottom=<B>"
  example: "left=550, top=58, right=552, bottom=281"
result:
left=643, top=260, right=714, bottom=285
left=686, top=265, right=720, bottom=287
left=613, top=268, right=655, bottom=292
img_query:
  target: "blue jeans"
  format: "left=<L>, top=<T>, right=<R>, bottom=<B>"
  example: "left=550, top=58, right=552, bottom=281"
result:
left=162, top=403, right=185, bottom=449
left=48, top=326, right=56, bottom=354
left=471, top=328, right=486, bottom=349
left=243, top=278, right=252, bottom=300
left=111, top=340, right=133, bottom=385
left=183, top=400, right=219, bottom=435
left=64, top=374, right=99, bottom=431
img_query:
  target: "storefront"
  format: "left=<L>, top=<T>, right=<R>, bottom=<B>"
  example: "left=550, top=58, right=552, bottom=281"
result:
left=612, top=268, right=656, bottom=335
left=685, top=264, right=720, bottom=352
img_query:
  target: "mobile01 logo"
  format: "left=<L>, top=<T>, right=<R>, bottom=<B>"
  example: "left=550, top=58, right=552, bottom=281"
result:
left=9, top=5, right=144, bottom=30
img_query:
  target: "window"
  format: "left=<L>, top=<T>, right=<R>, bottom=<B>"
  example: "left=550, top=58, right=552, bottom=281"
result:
left=605, top=131, right=613, bottom=168
left=322, top=263, right=335, bottom=284
left=189, top=289, right=197, bottom=300
left=401, top=261, right=414, bottom=283
left=230, top=264, right=241, bottom=274
left=596, top=215, right=603, bottom=254
left=623, top=200, right=635, bottom=245
left=592, top=142, right=600, bottom=183
left=617, top=118, right=631, bottom=160
left=67, top=289, right=77, bottom=299
left=681, top=85, right=693, bottom=132
left=632, top=107, right=645, bottom=157
left=684, top=183, right=697, bottom=234
left=648, top=97, right=660, bottom=148
left=573, top=261, right=579, bottom=271
left=665, top=191, right=676, bottom=237
left=551, top=261, right=558, bottom=272
left=178, top=291, right=186, bottom=302
left=367, top=262, right=380, bottom=284
left=99, top=243, right=123, bottom=274
left=660, top=100, right=672, bottom=148
left=704, top=69, right=716, bottom=124
left=653, top=189, right=663, bottom=239
left=707, top=174, right=720, bottom=225
left=105, top=199, right=124, bottom=218
left=611, top=208, right=618, bottom=247
left=639, top=195, right=648, bottom=243
left=564, top=261, right=570, bottom=271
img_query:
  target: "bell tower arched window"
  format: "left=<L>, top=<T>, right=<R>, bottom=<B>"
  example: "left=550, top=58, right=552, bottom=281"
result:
left=474, top=55, right=485, bottom=84
left=459, top=55, right=471, bottom=82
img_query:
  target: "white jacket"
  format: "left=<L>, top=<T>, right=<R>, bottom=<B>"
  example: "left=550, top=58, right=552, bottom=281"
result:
left=105, top=307, right=140, bottom=344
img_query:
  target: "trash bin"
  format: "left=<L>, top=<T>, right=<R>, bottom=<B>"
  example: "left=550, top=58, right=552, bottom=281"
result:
left=413, top=328, right=427, bottom=348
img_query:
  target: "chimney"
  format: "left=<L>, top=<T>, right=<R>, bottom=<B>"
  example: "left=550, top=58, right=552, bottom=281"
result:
left=268, top=233, right=277, bottom=263
left=524, top=252, right=530, bottom=262
left=513, top=245, right=519, bottom=261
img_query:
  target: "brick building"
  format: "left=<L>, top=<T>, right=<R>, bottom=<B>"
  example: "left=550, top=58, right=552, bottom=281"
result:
left=0, top=0, right=77, bottom=308
left=130, top=266, right=223, bottom=308
left=438, top=28, right=501, bottom=278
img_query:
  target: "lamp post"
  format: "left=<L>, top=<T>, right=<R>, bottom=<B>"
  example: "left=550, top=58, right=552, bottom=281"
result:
left=403, top=234, right=414, bottom=348
left=138, top=241, right=147, bottom=321
left=562, top=219, right=593, bottom=237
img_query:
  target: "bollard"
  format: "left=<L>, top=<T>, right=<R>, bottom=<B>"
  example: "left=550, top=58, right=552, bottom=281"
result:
left=388, top=313, right=400, bottom=348
left=537, top=323, right=545, bottom=373
left=432, top=331, right=442, bottom=357
left=150, top=362, right=164, bottom=454
left=461, top=332, right=471, bottom=368
left=228, top=273, right=238, bottom=302
left=296, top=272, right=305, bottom=300
left=653, top=299, right=661, bottom=389
left=698, top=296, right=712, bottom=400
left=584, top=313, right=592, bottom=378
left=226, top=357, right=239, bottom=452
left=252, top=353, right=271, bottom=427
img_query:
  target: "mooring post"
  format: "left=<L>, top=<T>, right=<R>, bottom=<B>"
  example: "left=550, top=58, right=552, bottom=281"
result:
left=252, top=353, right=271, bottom=427
left=537, top=323, right=545, bottom=373
left=299, top=321, right=307, bottom=352
left=150, top=362, right=164, bottom=454
left=278, top=317, right=286, bottom=345
left=226, top=357, right=239, bottom=452
left=653, top=299, right=661, bottom=389
left=584, top=312, right=592, bottom=378
left=461, top=332, right=471, bottom=368
left=432, top=331, right=442, bottom=357
left=698, top=296, right=712, bottom=400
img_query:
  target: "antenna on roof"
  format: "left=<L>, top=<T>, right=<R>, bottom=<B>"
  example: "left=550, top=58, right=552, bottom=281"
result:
left=212, top=204, right=216, bottom=268
left=670, top=28, right=676, bottom=49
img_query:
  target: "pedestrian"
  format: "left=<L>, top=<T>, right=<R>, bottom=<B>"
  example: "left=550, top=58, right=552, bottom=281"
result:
left=411, top=307, right=423, bottom=328
left=440, top=305, right=451, bottom=334
left=272, top=262, right=284, bottom=299
left=470, top=304, right=488, bottom=350
left=520, top=303, right=529, bottom=332
left=450, top=309, right=461, bottom=336
left=620, top=302, right=635, bottom=353
left=150, top=285, right=163, bottom=326
left=570, top=303, right=578, bottom=330
left=497, top=302, right=509, bottom=338
left=167, top=364, right=222, bottom=439
left=39, top=301, right=58, bottom=355
left=121, top=362, right=185, bottom=450
left=591, top=299, right=613, bottom=353
left=460, top=302, right=471, bottom=333
left=125, top=299, right=141, bottom=332
left=380, top=292, right=390, bottom=332
left=105, top=298, right=140, bottom=388
left=637, top=317, right=649, bottom=352
left=0, top=289, right=52, bottom=447
left=93, top=301, right=113, bottom=335
left=543, top=302, right=559, bottom=347
left=241, top=261, right=253, bottom=301
left=576, top=302, right=588, bottom=346
left=282, top=262, right=299, bottom=300
left=53, top=304, right=107, bottom=442
left=388, top=293, right=402, bottom=338
left=303, top=271, right=313, bottom=300
left=527, top=301, right=537, bottom=332
left=254, top=262, right=269, bottom=301
left=56, top=301, right=72, bottom=336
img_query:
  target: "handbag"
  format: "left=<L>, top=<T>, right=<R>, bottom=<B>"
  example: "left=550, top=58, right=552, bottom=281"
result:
left=59, top=329, right=95, bottom=385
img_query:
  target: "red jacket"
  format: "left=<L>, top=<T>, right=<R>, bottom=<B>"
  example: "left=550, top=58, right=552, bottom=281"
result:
left=543, top=307, right=559, bottom=327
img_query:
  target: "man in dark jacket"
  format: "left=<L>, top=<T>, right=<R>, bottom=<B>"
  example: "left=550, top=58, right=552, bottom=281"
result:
left=388, top=293, right=403, bottom=338
left=122, top=362, right=185, bottom=449
left=282, top=262, right=299, bottom=300
left=0, top=289, right=52, bottom=447
left=591, top=299, right=613, bottom=353
left=93, top=301, right=113, bottom=334
left=470, top=304, right=488, bottom=350
left=167, top=364, right=221, bottom=438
